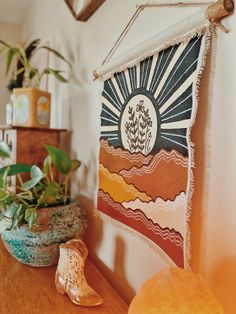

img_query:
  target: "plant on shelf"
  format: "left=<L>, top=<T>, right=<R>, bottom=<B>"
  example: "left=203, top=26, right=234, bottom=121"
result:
left=0, top=39, right=71, bottom=128
left=0, top=38, right=71, bottom=90
left=0, top=142, right=87, bottom=267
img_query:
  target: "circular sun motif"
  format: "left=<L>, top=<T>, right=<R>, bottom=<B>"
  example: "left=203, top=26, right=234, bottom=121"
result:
left=120, top=95, right=157, bottom=155
left=100, top=35, right=203, bottom=157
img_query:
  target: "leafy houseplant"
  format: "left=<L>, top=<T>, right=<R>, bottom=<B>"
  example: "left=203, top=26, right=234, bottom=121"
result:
left=0, top=39, right=71, bottom=128
left=0, top=142, right=87, bottom=267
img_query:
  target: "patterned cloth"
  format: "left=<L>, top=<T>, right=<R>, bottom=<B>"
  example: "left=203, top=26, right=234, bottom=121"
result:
left=98, top=33, right=209, bottom=267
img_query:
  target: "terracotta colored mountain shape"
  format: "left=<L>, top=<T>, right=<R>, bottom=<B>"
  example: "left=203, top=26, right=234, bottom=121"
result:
left=99, top=139, right=153, bottom=173
left=122, top=192, right=187, bottom=235
left=98, top=190, right=184, bottom=267
left=99, top=163, right=152, bottom=203
left=120, top=149, right=188, bottom=201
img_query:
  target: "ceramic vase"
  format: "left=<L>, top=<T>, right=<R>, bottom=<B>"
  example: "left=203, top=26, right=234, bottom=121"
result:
left=1, top=202, right=87, bottom=267
left=12, top=87, right=51, bottom=128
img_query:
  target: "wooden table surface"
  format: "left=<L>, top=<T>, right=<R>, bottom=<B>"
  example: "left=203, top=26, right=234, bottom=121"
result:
left=0, top=241, right=128, bottom=314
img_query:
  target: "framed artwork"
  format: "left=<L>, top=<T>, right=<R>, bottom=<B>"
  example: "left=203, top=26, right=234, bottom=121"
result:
left=64, top=0, right=105, bottom=21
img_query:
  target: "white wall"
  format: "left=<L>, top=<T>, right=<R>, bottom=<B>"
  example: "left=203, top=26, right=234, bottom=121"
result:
left=0, top=21, right=22, bottom=124
left=22, top=0, right=236, bottom=312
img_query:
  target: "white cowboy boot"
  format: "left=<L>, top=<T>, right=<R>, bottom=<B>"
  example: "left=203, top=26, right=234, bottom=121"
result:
left=55, top=239, right=103, bottom=306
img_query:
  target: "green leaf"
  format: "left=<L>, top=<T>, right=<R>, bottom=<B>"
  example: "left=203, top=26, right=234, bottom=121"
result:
left=0, top=46, right=6, bottom=55
left=11, top=204, right=24, bottom=229
left=0, top=164, right=31, bottom=176
left=4, top=202, right=19, bottom=219
left=70, top=159, right=81, bottom=172
left=45, top=145, right=72, bottom=175
left=0, top=141, right=11, bottom=158
left=43, top=155, right=52, bottom=175
left=0, top=188, right=8, bottom=201
left=25, top=207, right=37, bottom=229
left=0, top=166, right=10, bottom=188
left=16, top=191, right=33, bottom=201
left=40, top=46, right=71, bottom=67
left=38, top=182, right=60, bottom=206
left=43, top=68, right=68, bottom=83
left=6, top=48, right=17, bottom=76
left=0, top=174, right=4, bottom=189
left=0, top=40, right=12, bottom=49
left=22, top=165, right=45, bottom=190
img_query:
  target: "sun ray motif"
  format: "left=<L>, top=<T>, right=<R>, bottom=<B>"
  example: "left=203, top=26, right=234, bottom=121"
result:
left=115, top=72, right=129, bottom=99
left=157, top=36, right=202, bottom=105
left=161, top=108, right=192, bottom=122
left=121, top=72, right=129, bottom=97
left=153, top=41, right=189, bottom=99
left=157, top=58, right=198, bottom=106
left=150, top=45, right=176, bottom=94
left=111, top=76, right=125, bottom=104
left=159, top=73, right=194, bottom=115
left=161, top=93, right=192, bottom=117
left=101, top=125, right=118, bottom=132
left=103, top=87, right=122, bottom=111
left=100, top=35, right=204, bottom=157
left=147, top=54, right=158, bottom=90
left=107, top=79, right=123, bottom=108
left=161, top=119, right=192, bottom=129
left=149, top=50, right=164, bottom=93
left=128, top=66, right=137, bottom=91
left=101, top=116, right=118, bottom=124
left=136, top=62, right=140, bottom=89
left=102, top=106, right=119, bottom=121
left=102, top=96, right=120, bottom=117
left=141, top=56, right=152, bottom=89
left=161, top=135, right=188, bottom=149
left=124, top=68, right=132, bottom=94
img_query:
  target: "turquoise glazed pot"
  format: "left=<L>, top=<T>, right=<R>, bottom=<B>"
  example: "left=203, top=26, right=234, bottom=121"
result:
left=1, top=202, right=87, bottom=267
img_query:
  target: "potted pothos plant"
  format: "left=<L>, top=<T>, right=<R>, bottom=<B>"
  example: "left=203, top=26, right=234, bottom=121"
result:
left=0, top=39, right=71, bottom=128
left=0, top=142, right=87, bottom=267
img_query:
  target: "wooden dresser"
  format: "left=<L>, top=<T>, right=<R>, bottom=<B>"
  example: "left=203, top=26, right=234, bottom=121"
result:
left=0, top=125, right=70, bottom=166
left=0, top=241, right=128, bottom=314
left=0, top=126, right=70, bottom=186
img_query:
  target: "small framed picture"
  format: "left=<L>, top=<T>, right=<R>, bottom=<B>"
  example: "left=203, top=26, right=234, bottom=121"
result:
left=65, top=0, right=105, bottom=21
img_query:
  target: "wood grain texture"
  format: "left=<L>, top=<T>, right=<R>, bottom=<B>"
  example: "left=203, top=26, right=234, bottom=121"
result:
left=65, top=0, right=106, bottom=21
left=0, top=240, right=128, bottom=314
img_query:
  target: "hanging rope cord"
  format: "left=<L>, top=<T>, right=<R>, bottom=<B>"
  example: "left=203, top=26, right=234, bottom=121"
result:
left=94, top=0, right=233, bottom=80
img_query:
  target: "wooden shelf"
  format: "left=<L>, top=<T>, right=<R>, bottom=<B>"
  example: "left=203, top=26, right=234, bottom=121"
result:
left=0, top=240, right=128, bottom=314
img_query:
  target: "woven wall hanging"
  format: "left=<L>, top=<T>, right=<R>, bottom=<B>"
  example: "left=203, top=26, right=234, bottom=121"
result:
left=94, top=0, right=234, bottom=268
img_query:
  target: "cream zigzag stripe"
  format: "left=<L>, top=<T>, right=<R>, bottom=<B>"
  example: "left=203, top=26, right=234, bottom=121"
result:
left=99, top=191, right=183, bottom=247
left=122, top=192, right=187, bottom=235
left=120, top=150, right=188, bottom=177
left=100, top=165, right=151, bottom=202
left=123, top=192, right=186, bottom=213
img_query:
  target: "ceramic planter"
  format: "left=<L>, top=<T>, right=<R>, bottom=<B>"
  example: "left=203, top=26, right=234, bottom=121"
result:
left=12, top=87, right=51, bottom=128
left=1, top=202, right=87, bottom=267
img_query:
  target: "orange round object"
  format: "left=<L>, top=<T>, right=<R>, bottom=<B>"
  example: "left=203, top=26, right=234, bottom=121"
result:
left=128, top=267, right=224, bottom=314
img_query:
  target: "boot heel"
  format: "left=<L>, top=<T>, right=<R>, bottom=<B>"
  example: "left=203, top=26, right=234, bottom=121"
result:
left=56, top=284, right=65, bottom=295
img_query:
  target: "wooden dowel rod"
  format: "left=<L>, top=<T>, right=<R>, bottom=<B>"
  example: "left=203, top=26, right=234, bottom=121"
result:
left=94, top=0, right=234, bottom=80
left=206, top=0, right=234, bottom=20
